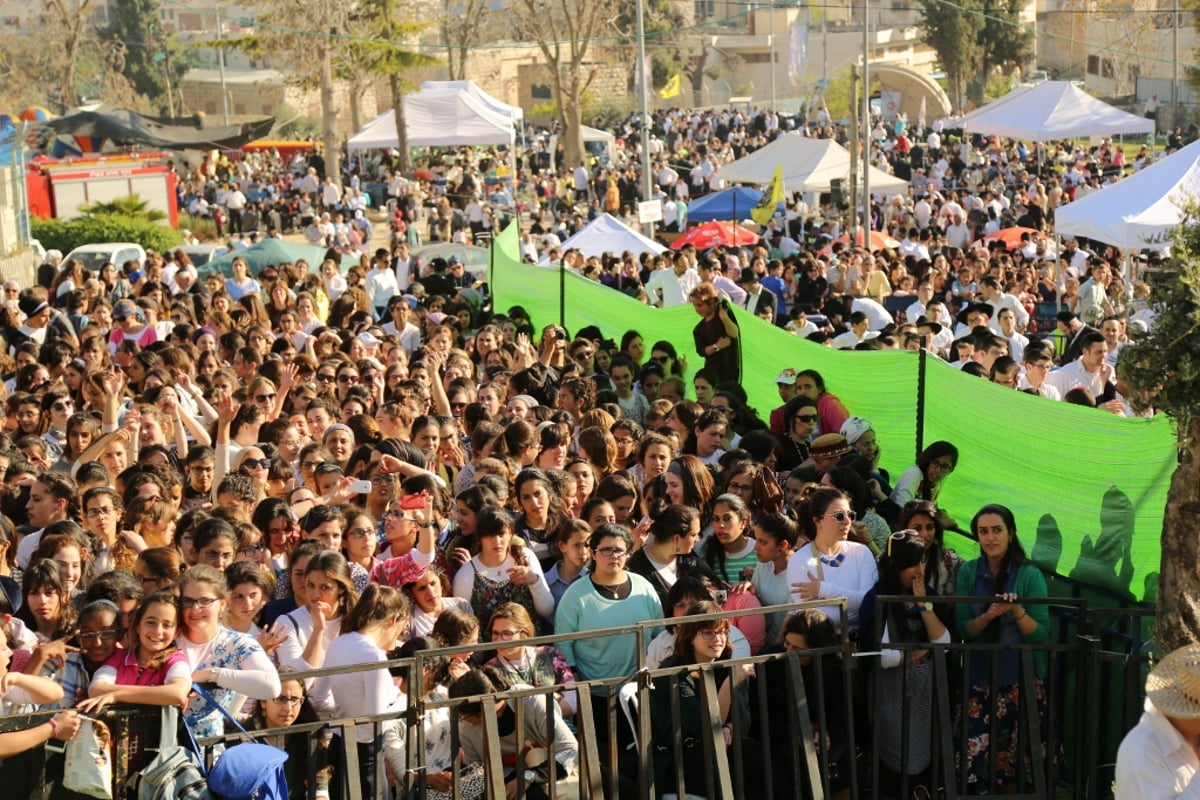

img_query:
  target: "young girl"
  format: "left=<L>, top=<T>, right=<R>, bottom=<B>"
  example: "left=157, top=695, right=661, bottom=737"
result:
left=702, top=493, right=759, bottom=585
left=82, top=487, right=132, bottom=576
left=403, top=565, right=471, bottom=638
left=275, top=550, right=358, bottom=675
left=342, top=507, right=381, bottom=593
left=24, top=599, right=121, bottom=709
left=0, top=620, right=78, bottom=746
left=741, top=512, right=799, bottom=643
left=223, top=561, right=273, bottom=638
left=312, top=584, right=409, bottom=800
left=16, top=560, right=76, bottom=645
left=134, top=547, right=184, bottom=594
left=31, top=533, right=88, bottom=597
left=122, top=495, right=176, bottom=552
left=544, top=520, right=590, bottom=609
left=451, top=507, right=554, bottom=635
left=78, top=591, right=191, bottom=713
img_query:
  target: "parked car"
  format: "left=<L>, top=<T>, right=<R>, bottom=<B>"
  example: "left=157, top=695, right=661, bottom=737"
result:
left=177, top=244, right=225, bottom=269
left=63, top=242, right=147, bottom=272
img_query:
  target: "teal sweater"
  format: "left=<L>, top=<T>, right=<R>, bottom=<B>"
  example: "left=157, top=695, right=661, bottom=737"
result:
left=554, top=572, right=664, bottom=690
left=954, top=558, right=1050, bottom=681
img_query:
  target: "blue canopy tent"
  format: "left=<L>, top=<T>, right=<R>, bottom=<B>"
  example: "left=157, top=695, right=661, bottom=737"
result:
left=686, top=186, right=777, bottom=224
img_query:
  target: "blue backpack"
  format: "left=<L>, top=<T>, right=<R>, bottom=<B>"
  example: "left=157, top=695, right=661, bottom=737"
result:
left=193, top=684, right=291, bottom=800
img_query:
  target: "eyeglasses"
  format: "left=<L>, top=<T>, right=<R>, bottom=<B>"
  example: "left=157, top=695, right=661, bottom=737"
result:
left=85, top=506, right=116, bottom=518
left=490, top=628, right=522, bottom=641
left=52, top=401, right=74, bottom=412
left=823, top=510, right=857, bottom=523
left=593, top=546, right=629, bottom=558
left=243, top=458, right=271, bottom=470
left=372, top=474, right=396, bottom=485
left=450, top=402, right=467, bottom=411
left=650, top=356, right=669, bottom=365
left=347, top=527, right=374, bottom=539
left=337, top=374, right=359, bottom=384
left=698, top=629, right=729, bottom=642
left=179, top=596, right=219, bottom=610
left=301, top=460, right=321, bottom=470
left=78, top=629, right=118, bottom=645
left=383, top=510, right=415, bottom=521
left=573, top=352, right=593, bottom=363
left=795, top=414, right=820, bottom=424
left=238, top=543, right=268, bottom=556
left=270, top=695, right=305, bottom=706
left=930, top=460, right=955, bottom=473
left=317, top=373, right=336, bottom=382
left=255, top=393, right=276, bottom=404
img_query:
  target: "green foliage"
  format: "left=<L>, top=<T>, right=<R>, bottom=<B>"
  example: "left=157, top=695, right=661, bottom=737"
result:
left=978, top=0, right=1033, bottom=78
left=1122, top=206, right=1200, bottom=421
left=587, top=96, right=638, bottom=129
left=917, top=0, right=983, bottom=110
left=178, top=212, right=219, bottom=242
left=821, top=67, right=856, bottom=120
left=32, top=214, right=182, bottom=255
left=78, top=194, right=166, bottom=222
left=273, top=104, right=320, bottom=140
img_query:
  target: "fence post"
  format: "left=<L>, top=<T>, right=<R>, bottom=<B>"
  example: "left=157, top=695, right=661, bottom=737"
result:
left=1079, top=631, right=1103, bottom=800
left=915, top=342, right=927, bottom=460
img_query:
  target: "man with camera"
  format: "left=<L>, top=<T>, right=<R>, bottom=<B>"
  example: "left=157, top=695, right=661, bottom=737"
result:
left=689, top=283, right=741, bottom=385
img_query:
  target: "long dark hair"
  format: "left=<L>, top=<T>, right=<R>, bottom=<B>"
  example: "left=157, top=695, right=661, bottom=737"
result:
left=873, top=530, right=927, bottom=647
left=705, top=493, right=750, bottom=584
left=971, top=503, right=1026, bottom=595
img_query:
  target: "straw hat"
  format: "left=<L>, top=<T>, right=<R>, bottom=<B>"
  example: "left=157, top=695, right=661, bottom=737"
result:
left=1146, top=643, right=1200, bottom=718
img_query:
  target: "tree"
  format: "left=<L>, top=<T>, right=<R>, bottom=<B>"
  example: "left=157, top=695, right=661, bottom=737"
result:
left=976, top=0, right=1033, bottom=86
left=441, top=0, right=490, bottom=80
left=1121, top=209, right=1200, bottom=653
left=916, top=0, right=983, bottom=111
left=40, top=0, right=95, bottom=109
left=100, top=0, right=191, bottom=114
left=509, top=0, right=614, bottom=169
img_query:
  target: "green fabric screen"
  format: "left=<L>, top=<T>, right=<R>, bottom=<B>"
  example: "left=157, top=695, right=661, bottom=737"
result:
left=490, top=223, right=1175, bottom=603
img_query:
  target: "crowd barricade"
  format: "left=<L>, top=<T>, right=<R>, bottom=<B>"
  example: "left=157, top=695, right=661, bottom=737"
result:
left=0, top=596, right=1155, bottom=800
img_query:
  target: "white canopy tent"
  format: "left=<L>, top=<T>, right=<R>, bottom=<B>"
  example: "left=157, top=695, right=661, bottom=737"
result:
left=346, top=88, right=515, bottom=151
left=962, top=81, right=1154, bottom=141
left=547, top=213, right=666, bottom=262
left=1054, top=138, right=1200, bottom=249
left=419, top=80, right=523, bottom=123
left=716, top=133, right=909, bottom=195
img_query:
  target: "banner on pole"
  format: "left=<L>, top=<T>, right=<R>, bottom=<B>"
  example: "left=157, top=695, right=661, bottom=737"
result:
left=788, top=24, right=807, bottom=85
left=880, top=90, right=902, bottom=120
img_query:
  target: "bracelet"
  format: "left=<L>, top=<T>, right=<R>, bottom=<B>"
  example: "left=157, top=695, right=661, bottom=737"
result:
left=48, top=717, right=59, bottom=738
left=1014, top=609, right=1028, bottom=620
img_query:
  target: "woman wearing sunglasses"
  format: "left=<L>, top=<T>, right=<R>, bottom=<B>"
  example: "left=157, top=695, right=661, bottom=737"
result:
left=858, top=530, right=950, bottom=797
left=787, top=486, right=879, bottom=636
left=777, top=395, right=820, bottom=472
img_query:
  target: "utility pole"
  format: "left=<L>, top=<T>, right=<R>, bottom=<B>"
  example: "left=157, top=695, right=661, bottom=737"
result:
left=861, top=0, right=870, bottom=235
left=636, top=0, right=654, bottom=237
left=769, top=0, right=776, bottom=111
left=848, top=64, right=859, bottom=246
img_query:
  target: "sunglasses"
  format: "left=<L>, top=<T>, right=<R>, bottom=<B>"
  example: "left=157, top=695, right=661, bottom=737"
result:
left=794, top=414, right=820, bottom=423
left=317, top=373, right=336, bottom=382
left=338, top=375, right=359, bottom=384
left=255, top=393, right=276, bottom=403
left=52, top=401, right=74, bottom=412
left=887, top=530, right=922, bottom=556
left=823, top=510, right=857, bottom=523
left=243, top=458, right=271, bottom=470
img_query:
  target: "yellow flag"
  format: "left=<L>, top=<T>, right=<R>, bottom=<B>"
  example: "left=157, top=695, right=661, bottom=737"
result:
left=659, top=73, right=682, bottom=100
left=751, top=163, right=785, bottom=226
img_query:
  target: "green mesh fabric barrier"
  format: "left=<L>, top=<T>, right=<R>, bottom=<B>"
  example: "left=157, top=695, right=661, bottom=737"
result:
left=490, top=223, right=1174, bottom=603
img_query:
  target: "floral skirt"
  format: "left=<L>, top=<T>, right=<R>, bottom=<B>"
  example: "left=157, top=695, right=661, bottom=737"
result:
left=958, top=679, right=1047, bottom=789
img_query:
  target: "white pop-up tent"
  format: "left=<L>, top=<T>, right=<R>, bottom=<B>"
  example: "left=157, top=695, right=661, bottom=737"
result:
left=347, top=88, right=515, bottom=151
left=962, top=81, right=1154, bottom=141
left=1054, top=138, right=1200, bottom=249
left=717, top=132, right=909, bottom=195
left=549, top=213, right=666, bottom=261
left=419, top=80, right=523, bottom=123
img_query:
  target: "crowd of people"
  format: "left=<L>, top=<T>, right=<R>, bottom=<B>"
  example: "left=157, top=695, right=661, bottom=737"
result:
left=0, top=102, right=1166, bottom=798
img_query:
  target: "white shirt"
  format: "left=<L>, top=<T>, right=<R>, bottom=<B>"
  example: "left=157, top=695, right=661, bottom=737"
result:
left=314, top=631, right=403, bottom=742
left=644, top=267, right=701, bottom=308
left=1115, top=698, right=1200, bottom=799
left=1045, top=359, right=1111, bottom=399
left=786, top=541, right=878, bottom=634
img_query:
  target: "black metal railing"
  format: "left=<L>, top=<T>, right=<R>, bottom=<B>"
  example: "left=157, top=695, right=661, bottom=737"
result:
left=0, top=596, right=1155, bottom=800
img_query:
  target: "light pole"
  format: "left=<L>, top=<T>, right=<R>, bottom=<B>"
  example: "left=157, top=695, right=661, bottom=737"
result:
left=636, top=0, right=654, bottom=237
left=861, top=0, right=870, bottom=234
left=217, top=8, right=230, bottom=124
left=769, top=0, right=776, bottom=111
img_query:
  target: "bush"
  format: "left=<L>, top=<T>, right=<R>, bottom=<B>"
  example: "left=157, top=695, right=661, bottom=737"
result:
left=32, top=214, right=182, bottom=255
left=178, top=212, right=219, bottom=242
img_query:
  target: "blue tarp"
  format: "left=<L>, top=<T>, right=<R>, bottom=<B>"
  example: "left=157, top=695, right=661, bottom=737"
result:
left=686, top=186, right=773, bottom=223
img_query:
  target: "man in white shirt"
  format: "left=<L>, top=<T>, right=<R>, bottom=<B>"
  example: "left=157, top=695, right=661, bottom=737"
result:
left=978, top=276, right=1030, bottom=333
left=1115, top=642, right=1200, bottom=797
left=365, top=250, right=399, bottom=319
left=831, top=311, right=877, bottom=349
left=644, top=255, right=700, bottom=308
left=380, top=297, right=422, bottom=355
left=1045, top=331, right=1120, bottom=410
left=905, top=282, right=935, bottom=322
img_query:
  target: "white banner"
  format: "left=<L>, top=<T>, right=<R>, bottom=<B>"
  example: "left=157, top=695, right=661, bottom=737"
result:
left=880, top=90, right=902, bottom=120
left=638, top=199, right=663, bottom=223
left=788, top=24, right=807, bottom=85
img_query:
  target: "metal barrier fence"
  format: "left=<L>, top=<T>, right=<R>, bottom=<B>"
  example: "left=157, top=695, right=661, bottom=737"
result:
left=0, top=596, right=1154, bottom=800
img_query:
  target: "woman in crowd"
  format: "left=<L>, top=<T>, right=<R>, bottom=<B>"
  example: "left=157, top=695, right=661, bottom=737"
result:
left=484, top=603, right=578, bottom=717
left=787, top=487, right=879, bottom=636
left=275, top=550, right=358, bottom=675
left=649, top=599, right=755, bottom=799
left=452, top=506, right=554, bottom=633
left=626, top=503, right=707, bottom=610
left=404, top=565, right=471, bottom=638
left=175, top=565, right=281, bottom=739
left=890, top=440, right=959, bottom=507
left=955, top=504, right=1049, bottom=793
left=859, top=530, right=950, bottom=796
left=899, top=499, right=964, bottom=608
